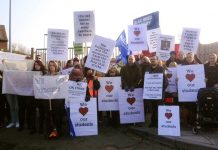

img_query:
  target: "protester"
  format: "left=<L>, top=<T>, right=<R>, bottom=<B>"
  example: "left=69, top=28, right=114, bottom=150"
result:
left=165, top=51, right=180, bottom=67
left=120, top=55, right=141, bottom=92
left=145, top=55, right=168, bottom=128
left=63, top=59, right=74, bottom=69
left=44, top=61, right=64, bottom=139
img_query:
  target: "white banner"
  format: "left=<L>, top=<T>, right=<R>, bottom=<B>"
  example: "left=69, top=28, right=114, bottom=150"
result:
left=33, top=75, right=68, bottom=99
left=70, top=98, right=98, bottom=136
left=147, top=28, right=161, bottom=53
left=143, top=73, right=163, bottom=100
left=157, top=34, right=175, bottom=61
left=177, top=64, right=206, bottom=102
left=98, top=77, right=121, bottom=111
left=47, top=28, right=69, bottom=61
left=158, top=106, right=180, bottom=136
left=60, top=67, right=73, bottom=75
left=119, top=89, right=145, bottom=124
left=65, top=81, right=87, bottom=108
left=85, top=35, right=115, bottom=73
left=2, top=59, right=34, bottom=71
left=74, top=11, right=95, bottom=43
left=165, top=68, right=177, bottom=93
left=3, top=70, right=41, bottom=96
left=128, top=24, right=148, bottom=51
left=180, top=28, right=200, bottom=54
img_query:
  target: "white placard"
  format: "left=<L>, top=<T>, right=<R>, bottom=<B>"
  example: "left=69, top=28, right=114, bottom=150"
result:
left=157, top=34, right=175, bottom=61
left=60, top=67, right=74, bottom=75
left=165, top=68, right=177, bottom=93
left=147, top=28, right=161, bottom=53
left=85, top=35, right=115, bottom=73
left=74, top=11, right=95, bottom=43
left=143, top=73, right=163, bottom=99
left=180, top=28, right=200, bottom=54
left=70, top=98, right=98, bottom=136
left=98, top=77, right=121, bottom=111
left=128, top=24, right=148, bottom=51
left=65, top=81, right=87, bottom=108
left=3, top=70, right=41, bottom=96
left=177, top=64, right=206, bottom=102
left=47, top=28, right=69, bottom=61
left=158, top=106, right=180, bottom=136
left=119, top=89, right=145, bottom=124
left=33, top=75, right=68, bottom=99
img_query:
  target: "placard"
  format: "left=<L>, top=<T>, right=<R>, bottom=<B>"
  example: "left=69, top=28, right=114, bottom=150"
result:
left=146, top=28, right=161, bottom=53
left=165, top=68, right=177, bottom=93
left=119, top=89, right=145, bottom=124
left=98, top=77, right=121, bottom=111
left=70, top=98, right=98, bottom=136
left=85, top=35, right=115, bottom=73
left=158, top=106, right=180, bottom=136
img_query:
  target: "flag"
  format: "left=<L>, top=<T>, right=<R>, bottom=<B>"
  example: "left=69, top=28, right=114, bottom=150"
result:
left=116, top=30, right=130, bottom=64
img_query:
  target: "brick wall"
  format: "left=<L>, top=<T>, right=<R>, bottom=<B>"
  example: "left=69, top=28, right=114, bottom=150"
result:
left=0, top=41, right=7, bottom=50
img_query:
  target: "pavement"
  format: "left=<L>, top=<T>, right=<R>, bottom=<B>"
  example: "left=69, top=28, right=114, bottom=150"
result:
left=129, top=125, right=218, bottom=150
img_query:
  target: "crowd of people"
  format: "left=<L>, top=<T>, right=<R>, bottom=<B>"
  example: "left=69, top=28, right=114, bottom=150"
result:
left=0, top=51, right=218, bottom=139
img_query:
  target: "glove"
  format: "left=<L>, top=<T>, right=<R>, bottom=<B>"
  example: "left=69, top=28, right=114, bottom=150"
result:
left=85, top=96, right=90, bottom=102
left=124, top=86, right=129, bottom=92
left=130, top=87, right=134, bottom=92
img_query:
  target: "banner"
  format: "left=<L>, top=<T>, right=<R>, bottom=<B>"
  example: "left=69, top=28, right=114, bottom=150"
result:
left=33, top=75, right=68, bottom=99
left=177, top=64, right=206, bottom=102
left=85, top=35, right=115, bottom=73
left=73, top=43, right=83, bottom=55
left=119, top=89, right=145, bottom=124
left=0, top=51, right=26, bottom=60
left=128, top=24, right=148, bottom=51
left=180, top=28, right=200, bottom=54
left=47, top=28, right=69, bottom=61
left=60, top=67, right=73, bottom=75
left=65, top=81, right=87, bottom=108
left=158, top=106, right=180, bottom=136
left=143, top=73, right=163, bottom=100
left=2, top=59, right=34, bottom=71
left=165, top=68, right=177, bottom=93
left=70, top=98, right=98, bottom=136
left=98, top=77, right=121, bottom=111
left=3, top=70, right=40, bottom=96
left=146, top=28, right=161, bottom=53
left=74, top=11, right=95, bottom=43
left=133, top=11, right=159, bottom=30
left=157, top=34, right=175, bottom=61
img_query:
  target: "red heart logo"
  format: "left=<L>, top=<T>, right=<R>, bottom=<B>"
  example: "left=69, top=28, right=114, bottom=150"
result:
left=165, top=112, right=172, bottom=119
left=133, top=30, right=140, bottom=36
left=105, top=85, right=113, bottom=93
left=185, top=74, right=195, bottom=82
left=166, top=73, right=172, bottom=79
left=79, top=107, right=88, bottom=116
left=127, top=97, right=136, bottom=105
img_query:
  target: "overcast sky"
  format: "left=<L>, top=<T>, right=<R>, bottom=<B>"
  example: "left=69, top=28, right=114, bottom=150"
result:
left=0, top=0, right=218, bottom=49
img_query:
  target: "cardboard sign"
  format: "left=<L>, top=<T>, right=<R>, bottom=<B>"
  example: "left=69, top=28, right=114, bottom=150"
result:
left=98, top=77, right=121, bottom=111
left=157, top=34, right=175, bottom=61
left=74, top=11, right=95, bottom=43
left=3, top=70, right=40, bottom=96
left=158, top=106, right=180, bottom=136
left=119, top=89, right=145, bottom=124
left=128, top=24, right=148, bottom=51
left=33, top=75, right=68, bottom=99
left=177, top=64, right=206, bottom=102
left=143, top=73, right=163, bottom=100
left=65, top=81, right=87, bottom=108
left=165, top=68, right=177, bottom=93
left=70, top=98, right=98, bottom=136
left=47, top=28, right=69, bottom=61
left=85, top=35, right=115, bottom=73
left=74, top=43, right=83, bottom=55
left=146, top=28, right=161, bottom=53
left=180, top=28, right=200, bottom=54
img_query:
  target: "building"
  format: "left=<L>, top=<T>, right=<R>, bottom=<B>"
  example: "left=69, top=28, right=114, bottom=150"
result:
left=0, top=25, right=8, bottom=51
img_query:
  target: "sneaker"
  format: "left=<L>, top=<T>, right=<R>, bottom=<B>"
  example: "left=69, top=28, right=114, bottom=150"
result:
left=15, top=122, right=19, bottom=128
left=6, top=123, right=14, bottom=128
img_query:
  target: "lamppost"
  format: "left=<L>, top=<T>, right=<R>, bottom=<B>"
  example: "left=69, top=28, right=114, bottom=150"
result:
left=44, top=34, right=48, bottom=49
left=9, top=0, right=12, bottom=52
